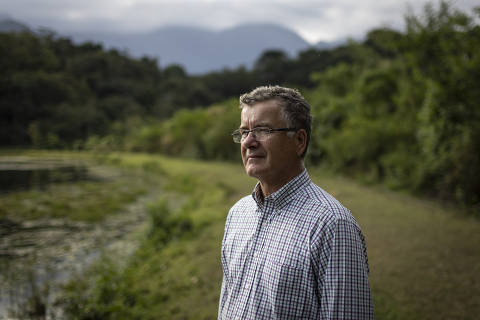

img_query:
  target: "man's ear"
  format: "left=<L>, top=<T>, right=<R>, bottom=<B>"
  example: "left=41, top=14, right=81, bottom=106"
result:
left=295, top=129, right=307, bottom=157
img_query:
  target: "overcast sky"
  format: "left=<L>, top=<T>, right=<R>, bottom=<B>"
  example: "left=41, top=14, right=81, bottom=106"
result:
left=1, top=0, right=478, bottom=43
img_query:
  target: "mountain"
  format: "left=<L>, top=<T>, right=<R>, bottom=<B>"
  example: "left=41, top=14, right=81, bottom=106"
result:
left=0, top=18, right=29, bottom=32
left=315, top=39, right=347, bottom=50
left=0, top=17, right=339, bottom=74
left=69, top=23, right=311, bottom=74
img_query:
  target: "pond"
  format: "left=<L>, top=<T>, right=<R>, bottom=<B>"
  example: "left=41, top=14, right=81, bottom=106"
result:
left=0, top=156, right=149, bottom=319
left=0, top=156, right=100, bottom=194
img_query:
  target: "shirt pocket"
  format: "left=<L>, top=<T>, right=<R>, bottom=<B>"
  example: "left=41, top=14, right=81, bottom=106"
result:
left=223, top=233, right=252, bottom=285
left=262, top=261, right=306, bottom=318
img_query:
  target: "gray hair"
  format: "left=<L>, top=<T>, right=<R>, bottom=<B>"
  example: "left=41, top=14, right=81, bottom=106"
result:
left=239, top=85, right=312, bottom=158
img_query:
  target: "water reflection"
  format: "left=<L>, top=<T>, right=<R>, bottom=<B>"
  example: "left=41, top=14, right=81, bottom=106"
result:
left=0, top=157, right=99, bottom=193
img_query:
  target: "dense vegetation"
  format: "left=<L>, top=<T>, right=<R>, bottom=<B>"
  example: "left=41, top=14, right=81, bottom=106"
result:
left=1, top=1, right=479, bottom=209
left=0, top=29, right=355, bottom=149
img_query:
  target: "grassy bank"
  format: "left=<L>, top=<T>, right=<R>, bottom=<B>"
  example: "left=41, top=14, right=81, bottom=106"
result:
left=62, top=152, right=480, bottom=319
left=2, top=151, right=479, bottom=319
left=310, top=167, right=480, bottom=319
left=54, top=152, right=253, bottom=319
left=0, top=150, right=152, bottom=222
left=0, top=178, right=147, bottom=222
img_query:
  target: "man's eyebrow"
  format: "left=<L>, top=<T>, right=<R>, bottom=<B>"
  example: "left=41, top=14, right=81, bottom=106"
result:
left=239, top=123, right=271, bottom=130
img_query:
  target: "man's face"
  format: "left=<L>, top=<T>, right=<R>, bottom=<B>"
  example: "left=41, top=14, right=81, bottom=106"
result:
left=240, top=100, right=300, bottom=185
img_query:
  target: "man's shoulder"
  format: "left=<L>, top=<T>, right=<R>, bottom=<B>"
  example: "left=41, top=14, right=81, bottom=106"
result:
left=231, top=194, right=254, bottom=208
left=224, top=195, right=257, bottom=230
left=300, top=182, right=364, bottom=247
left=302, top=181, right=353, bottom=222
left=228, top=194, right=255, bottom=216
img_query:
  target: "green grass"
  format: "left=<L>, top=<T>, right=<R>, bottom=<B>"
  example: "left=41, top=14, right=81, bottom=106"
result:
left=310, top=167, right=480, bottom=319
left=3, top=151, right=479, bottom=319
left=0, top=150, right=154, bottom=223
left=0, top=179, right=148, bottom=222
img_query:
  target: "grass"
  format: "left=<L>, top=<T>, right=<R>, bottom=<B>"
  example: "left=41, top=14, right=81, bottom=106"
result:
left=310, top=167, right=480, bottom=319
left=53, top=152, right=245, bottom=319
left=2, top=150, right=479, bottom=319
left=0, top=179, right=148, bottom=222
left=0, top=149, right=154, bottom=223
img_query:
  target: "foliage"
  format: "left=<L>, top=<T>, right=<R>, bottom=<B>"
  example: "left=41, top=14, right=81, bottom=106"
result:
left=146, top=197, right=193, bottom=248
left=122, top=99, right=241, bottom=161
left=55, top=154, right=241, bottom=319
left=305, top=2, right=480, bottom=209
left=401, top=2, right=480, bottom=207
left=1, top=1, right=479, bottom=209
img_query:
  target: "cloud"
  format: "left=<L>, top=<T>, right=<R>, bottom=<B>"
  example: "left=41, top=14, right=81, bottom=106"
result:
left=1, top=0, right=478, bottom=43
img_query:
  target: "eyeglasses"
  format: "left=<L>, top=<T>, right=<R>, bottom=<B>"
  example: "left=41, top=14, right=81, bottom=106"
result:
left=231, top=127, right=297, bottom=143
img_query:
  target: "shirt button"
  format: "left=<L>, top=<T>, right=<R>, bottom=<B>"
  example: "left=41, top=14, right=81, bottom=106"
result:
left=253, top=252, right=258, bottom=258
left=245, top=283, right=251, bottom=290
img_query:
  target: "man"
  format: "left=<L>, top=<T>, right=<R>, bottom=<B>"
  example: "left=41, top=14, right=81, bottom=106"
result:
left=218, top=86, right=374, bottom=319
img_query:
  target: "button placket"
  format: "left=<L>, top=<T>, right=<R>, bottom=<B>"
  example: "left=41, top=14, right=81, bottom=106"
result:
left=237, top=207, right=266, bottom=316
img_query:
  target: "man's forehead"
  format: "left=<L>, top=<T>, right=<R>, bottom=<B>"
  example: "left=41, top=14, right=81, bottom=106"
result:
left=241, top=100, right=282, bottom=116
left=240, top=104, right=283, bottom=127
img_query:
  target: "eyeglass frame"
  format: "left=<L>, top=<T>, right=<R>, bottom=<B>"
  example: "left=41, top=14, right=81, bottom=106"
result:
left=231, top=127, right=297, bottom=143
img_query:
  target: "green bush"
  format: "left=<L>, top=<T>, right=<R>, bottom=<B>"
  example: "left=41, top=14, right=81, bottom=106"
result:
left=146, top=198, right=193, bottom=247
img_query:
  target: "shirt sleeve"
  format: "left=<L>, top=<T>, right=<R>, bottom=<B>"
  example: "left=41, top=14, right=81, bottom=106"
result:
left=311, top=218, right=374, bottom=319
left=218, top=208, right=233, bottom=320
left=218, top=274, right=228, bottom=320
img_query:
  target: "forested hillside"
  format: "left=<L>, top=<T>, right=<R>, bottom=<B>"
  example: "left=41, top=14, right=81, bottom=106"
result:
left=1, top=1, right=479, bottom=209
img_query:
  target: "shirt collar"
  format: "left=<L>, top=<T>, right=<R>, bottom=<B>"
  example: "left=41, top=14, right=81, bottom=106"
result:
left=252, top=169, right=310, bottom=211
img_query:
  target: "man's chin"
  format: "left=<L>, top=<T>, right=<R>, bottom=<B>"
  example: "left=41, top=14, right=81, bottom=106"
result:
left=245, top=164, right=264, bottom=179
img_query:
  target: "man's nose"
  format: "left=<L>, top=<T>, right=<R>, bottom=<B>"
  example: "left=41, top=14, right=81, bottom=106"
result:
left=242, top=131, right=259, bottom=148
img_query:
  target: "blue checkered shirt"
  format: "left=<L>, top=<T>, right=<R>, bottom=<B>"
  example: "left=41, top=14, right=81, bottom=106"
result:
left=219, top=169, right=374, bottom=319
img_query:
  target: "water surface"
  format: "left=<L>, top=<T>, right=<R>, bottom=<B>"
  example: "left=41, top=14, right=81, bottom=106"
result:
left=0, top=157, right=98, bottom=193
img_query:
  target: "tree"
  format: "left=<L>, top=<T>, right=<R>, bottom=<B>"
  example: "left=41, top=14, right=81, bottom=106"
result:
left=254, top=50, right=292, bottom=85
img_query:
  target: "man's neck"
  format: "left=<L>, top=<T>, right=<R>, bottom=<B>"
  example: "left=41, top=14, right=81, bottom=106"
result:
left=259, top=164, right=304, bottom=198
